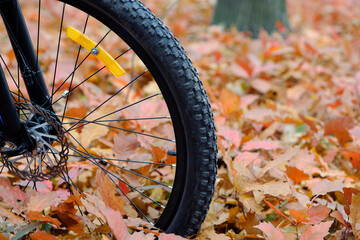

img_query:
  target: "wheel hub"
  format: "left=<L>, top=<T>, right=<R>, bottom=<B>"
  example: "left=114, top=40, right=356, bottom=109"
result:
left=0, top=103, right=68, bottom=181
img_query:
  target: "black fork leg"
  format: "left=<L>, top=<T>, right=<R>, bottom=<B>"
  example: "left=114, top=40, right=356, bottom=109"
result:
left=0, top=0, right=51, bottom=151
left=0, top=63, right=23, bottom=142
left=0, top=63, right=34, bottom=152
left=0, top=0, right=51, bottom=109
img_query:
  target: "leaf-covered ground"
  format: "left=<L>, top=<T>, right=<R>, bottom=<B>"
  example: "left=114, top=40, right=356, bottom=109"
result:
left=1, top=0, right=360, bottom=239
left=165, top=0, right=360, bottom=239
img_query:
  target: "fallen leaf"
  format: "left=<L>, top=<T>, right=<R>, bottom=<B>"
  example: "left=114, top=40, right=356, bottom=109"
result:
left=343, top=187, right=360, bottom=215
left=242, top=138, right=282, bottom=151
left=255, top=222, right=284, bottom=240
left=244, top=181, right=291, bottom=197
left=299, top=221, right=332, bottom=240
left=150, top=145, right=166, bottom=163
left=12, top=222, right=42, bottom=240
left=349, top=193, right=360, bottom=239
left=299, top=114, right=318, bottom=132
left=27, top=191, right=61, bottom=212
left=285, top=166, right=310, bottom=184
left=243, top=108, right=279, bottom=122
left=0, top=233, right=7, bottom=240
left=101, top=207, right=130, bottom=240
left=64, top=106, right=87, bottom=119
left=330, top=210, right=347, bottom=228
left=219, top=88, right=241, bottom=117
left=113, top=131, right=139, bottom=160
left=55, top=212, right=84, bottom=234
left=307, top=205, right=330, bottom=224
left=218, top=126, right=242, bottom=148
left=0, top=205, right=23, bottom=225
left=349, top=125, right=360, bottom=141
left=308, top=179, right=344, bottom=195
left=260, top=147, right=299, bottom=176
left=28, top=211, right=61, bottom=227
left=251, top=78, right=272, bottom=93
left=96, top=170, right=125, bottom=214
left=341, top=151, right=360, bottom=170
left=240, top=94, right=259, bottom=108
left=158, top=233, right=187, bottom=240
left=289, top=149, right=319, bottom=175
left=264, top=199, right=293, bottom=224
left=324, top=116, right=354, bottom=146
left=289, top=209, right=310, bottom=223
left=30, top=230, right=57, bottom=240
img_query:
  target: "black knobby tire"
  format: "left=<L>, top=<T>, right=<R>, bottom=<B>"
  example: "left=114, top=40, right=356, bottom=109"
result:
left=9, top=0, right=217, bottom=237
left=60, top=0, right=217, bottom=236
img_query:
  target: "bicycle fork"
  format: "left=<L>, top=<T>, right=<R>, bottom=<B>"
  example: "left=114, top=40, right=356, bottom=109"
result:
left=0, top=0, right=52, bottom=154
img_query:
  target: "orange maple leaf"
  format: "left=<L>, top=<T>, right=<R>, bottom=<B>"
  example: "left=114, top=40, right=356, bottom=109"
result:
left=289, top=209, right=310, bottom=224
left=285, top=166, right=310, bottom=184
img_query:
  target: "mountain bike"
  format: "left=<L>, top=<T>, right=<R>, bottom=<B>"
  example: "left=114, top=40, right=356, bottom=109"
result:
left=0, top=0, right=217, bottom=237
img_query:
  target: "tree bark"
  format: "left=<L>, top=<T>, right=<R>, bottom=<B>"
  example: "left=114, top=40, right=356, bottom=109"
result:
left=212, top=0, right=289, bottom=38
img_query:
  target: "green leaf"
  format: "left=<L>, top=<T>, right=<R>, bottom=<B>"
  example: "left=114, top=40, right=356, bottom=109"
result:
left=11, top=222, right=41, bottom=240
left=40, top=223, right=53, bottom=233
left=265, top=213, right=278, bottom=222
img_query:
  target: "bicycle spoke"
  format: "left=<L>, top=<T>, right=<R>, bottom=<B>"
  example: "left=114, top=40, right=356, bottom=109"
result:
left=57, top=170, right=95, bottom=233
left=69, top=146, right=167, bottom=209
left=50, top=3, right=66, bottom=102
left=67, top=133, right=162, bottom=222
left=102, top=160, right=171, bottom=189
left=57, top=165, right=82, bottom=193
left=0, top=55, right=26, bottom=102
left=61, top=116, right=171, bottom=125
left=68, top=145, right=172, bottom=189
left=51, top=48, right=131, bottom=104
left=160, top=0, right=179, bottom=19
left=75, top=121, right=175, bottom=142
left=68, top=154, right=174, bottom=167
left=65, top=70, right=148, bottom=132
left=49, top=29, right=113, bottom=103
left=60, top=14, right=90, bottom=123
left=69, top=92, right=162, bottom=131
left=64, top=111, right=174, bottom=142
left=0, top=165, right=5, bottom=175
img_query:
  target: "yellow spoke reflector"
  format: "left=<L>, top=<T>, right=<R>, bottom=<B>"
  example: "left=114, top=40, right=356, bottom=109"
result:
left=66, top=26, right=126, bottom=77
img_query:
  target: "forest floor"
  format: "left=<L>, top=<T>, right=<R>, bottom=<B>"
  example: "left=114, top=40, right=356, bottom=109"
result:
left=1, top=0, right=360, bottom=239
left=155, top=0, right=360, bottom=239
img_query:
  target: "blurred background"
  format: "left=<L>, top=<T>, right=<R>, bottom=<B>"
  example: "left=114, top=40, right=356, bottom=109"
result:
left=148, top=1, right=360, bottom=239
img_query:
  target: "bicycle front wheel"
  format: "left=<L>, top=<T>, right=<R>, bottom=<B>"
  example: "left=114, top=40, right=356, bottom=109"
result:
left=1, top=0, right=217, bottom=236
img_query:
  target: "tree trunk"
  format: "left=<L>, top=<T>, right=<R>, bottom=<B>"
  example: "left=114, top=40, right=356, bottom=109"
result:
left=212, top=0, right=289, bottom=38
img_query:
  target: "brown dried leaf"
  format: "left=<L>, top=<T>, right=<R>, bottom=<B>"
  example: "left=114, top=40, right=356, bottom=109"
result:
left=112, top=132, right=139, bottom=160
left=307, top=205, right=330, bottom=224
left=96, top=170, right=125, bottom=214
left=28, top=211, right=61, bottom=227
left=299, top=221, right=332, bottom=240
left=285, top=166, right=310, bottom=184
left=30, top=230, right=57, bottom=240
left=0, top=233, right=8, bottom=240
left=101, top=207, right=130, bottom=240
left=349, top=194, right=360, bottom=239
left=324, top=116, right=354, bottom=146
left=255, top=222, right=284, bottom=240
left=289, top=209, right=310, bottom=223
left=0, top=205, right=23, bottom=225
left=56, top=212, right=84, bottom=234
left=308, top=179, right=344, bottom=195
left=27, top=191, right=61, bottom=212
